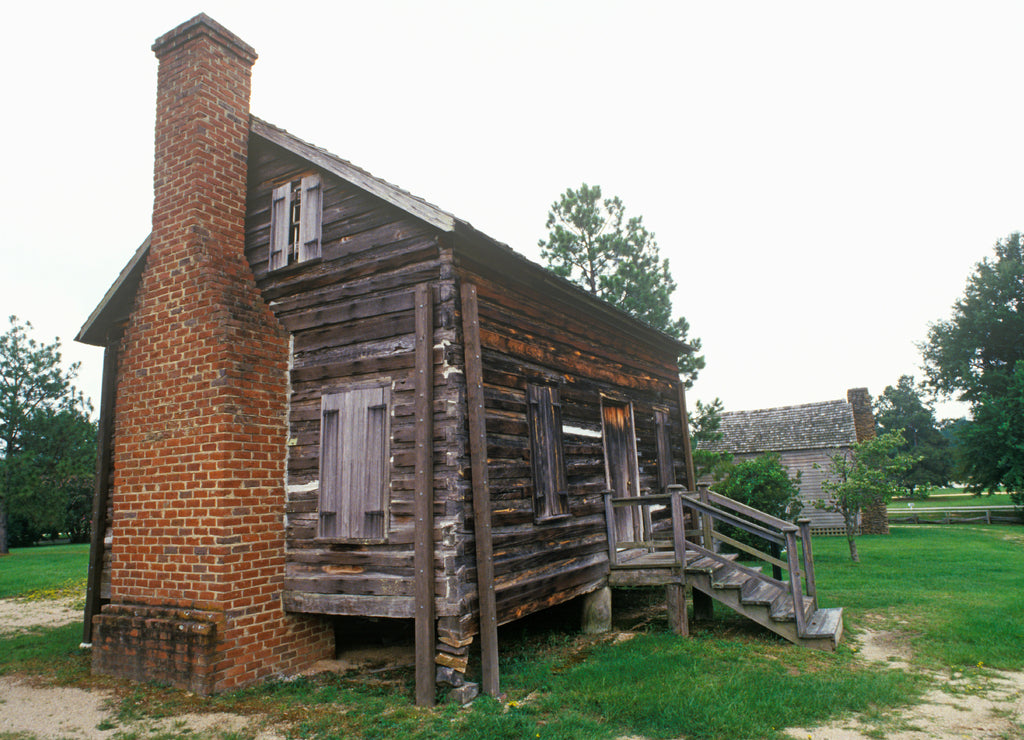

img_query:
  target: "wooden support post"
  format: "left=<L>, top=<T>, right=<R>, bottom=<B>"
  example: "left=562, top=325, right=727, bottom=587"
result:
left=785, top=529, right=807, bottom=636
left=666, top=582, right=689, bottom=635
left=83, top=331, right=120, bottom=645
left=676, top=382, right=698, bottom=493
left=798, top=518, right=817, bottom=610
left=460, top=283, right=500, bottom=698
left=699, top=484, right=714, bottom=552
left=670, top=482, right=691, bottom=633
left=413, top=285, right=436, bottom=707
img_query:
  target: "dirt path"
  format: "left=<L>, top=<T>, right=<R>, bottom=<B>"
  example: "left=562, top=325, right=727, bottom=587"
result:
left=0, top=595, right=80, bottom=632
left=785, top=629, right=1024, bottom=739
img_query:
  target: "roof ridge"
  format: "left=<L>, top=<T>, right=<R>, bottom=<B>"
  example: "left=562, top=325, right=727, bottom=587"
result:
left=722, top=398, right=848, bottom=417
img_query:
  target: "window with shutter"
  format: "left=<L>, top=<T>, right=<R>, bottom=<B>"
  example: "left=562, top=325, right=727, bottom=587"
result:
left=526, top=383, right=570, bottom=522
left=318, top=384, right=390, bottom=541
left=269, top=173, right=322, bottom=270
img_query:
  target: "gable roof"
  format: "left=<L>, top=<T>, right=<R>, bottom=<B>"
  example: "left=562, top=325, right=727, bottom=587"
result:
left=708, top=400, right=858, bottom=455
left=251, top=118, right=457, bottom=233
left=78, top=118, right=690, bottom=357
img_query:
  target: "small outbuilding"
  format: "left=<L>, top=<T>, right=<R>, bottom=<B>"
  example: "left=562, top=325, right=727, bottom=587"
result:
left=708, top=389, right=880, bottom=535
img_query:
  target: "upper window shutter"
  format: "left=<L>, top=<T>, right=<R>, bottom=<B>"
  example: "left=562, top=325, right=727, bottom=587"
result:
left=269, top=183, right=290, bottom=270
left=297, top=174, right=322, bottom=262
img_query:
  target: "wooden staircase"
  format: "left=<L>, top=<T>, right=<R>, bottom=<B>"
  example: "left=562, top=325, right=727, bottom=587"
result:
left=605, top=486, right=843, bottom=651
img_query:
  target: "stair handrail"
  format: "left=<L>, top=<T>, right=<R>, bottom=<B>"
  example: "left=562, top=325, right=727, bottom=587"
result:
left=669, top=485, right=818, bottom=636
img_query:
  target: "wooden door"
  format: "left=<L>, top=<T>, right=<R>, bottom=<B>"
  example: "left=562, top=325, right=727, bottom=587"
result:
left=602, top=400, right=642, bottom=543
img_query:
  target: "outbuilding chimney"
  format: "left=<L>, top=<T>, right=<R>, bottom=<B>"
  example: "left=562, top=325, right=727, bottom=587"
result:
left=89, top=14, right=332, bottom=694
left=846, top=387, right=889, bottom=535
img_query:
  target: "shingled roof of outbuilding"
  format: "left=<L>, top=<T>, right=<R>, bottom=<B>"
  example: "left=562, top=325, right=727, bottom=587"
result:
left=707, top=400, right=858, bottom=454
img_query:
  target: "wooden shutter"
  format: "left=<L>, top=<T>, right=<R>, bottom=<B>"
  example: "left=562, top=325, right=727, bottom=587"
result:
left=269, top=182, right=290, bottom=270
left=527, top=384, right=570, bottom=521
left=319, top=385, right=390, bottom=541
left=297, top=174, right=322, bottom=262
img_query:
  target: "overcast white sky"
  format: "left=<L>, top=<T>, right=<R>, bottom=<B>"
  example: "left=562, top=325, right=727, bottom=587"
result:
left=3, top=1, right=1020, bottom=420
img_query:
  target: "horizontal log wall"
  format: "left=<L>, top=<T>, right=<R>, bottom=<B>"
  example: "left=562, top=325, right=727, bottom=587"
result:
left=245, top=138, right=465, bottom=631
left=453, top=246, right=691, bottom=629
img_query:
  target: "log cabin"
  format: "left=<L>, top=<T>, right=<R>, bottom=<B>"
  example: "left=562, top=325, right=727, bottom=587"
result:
left=77, top=14, right=840, bottom=705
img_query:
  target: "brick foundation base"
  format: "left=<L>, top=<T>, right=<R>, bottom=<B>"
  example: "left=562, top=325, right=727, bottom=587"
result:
left=861, top=496, right=890, bottom=535
left=92, top=604, right=223, bottom=695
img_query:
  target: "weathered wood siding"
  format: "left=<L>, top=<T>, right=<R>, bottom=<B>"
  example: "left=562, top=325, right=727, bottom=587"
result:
left=730, top=447, right=851, bottom=532
left=452, top=246, right=690, bottom=629
left=245, top=137, right=465, bottom=627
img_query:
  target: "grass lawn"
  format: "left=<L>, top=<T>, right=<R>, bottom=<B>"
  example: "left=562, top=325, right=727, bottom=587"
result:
left=2, top=527, right=1022, bottom=739
left=0, top=541, right=89, bottom=599
left=889, top=489, right=1016, bottom=509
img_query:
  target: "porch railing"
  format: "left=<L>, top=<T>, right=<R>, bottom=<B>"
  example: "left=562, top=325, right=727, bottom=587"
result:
left=605, top=484, right=818, bottom=636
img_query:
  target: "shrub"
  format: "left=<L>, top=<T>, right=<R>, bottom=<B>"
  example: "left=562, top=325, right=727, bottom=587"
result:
left=715, top=453, right=801, bottom=553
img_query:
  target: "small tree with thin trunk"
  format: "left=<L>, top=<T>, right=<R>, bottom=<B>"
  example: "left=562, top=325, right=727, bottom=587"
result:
left=818, top=431, right=913, bottom=562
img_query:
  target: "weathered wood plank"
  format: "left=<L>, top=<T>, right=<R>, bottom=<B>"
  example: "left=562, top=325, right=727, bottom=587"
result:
left=413, top=284, right=436, bottom=706
left=460, top=282, right=500, bottom=697
left=84, top=333, right=120, bottom=644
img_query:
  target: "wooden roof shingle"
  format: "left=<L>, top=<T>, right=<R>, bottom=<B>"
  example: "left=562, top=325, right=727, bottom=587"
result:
left=708, top=400, right=858, bottom=455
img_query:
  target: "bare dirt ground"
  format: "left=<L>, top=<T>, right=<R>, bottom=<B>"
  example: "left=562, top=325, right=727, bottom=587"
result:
left=3, top=597, right=1023, bottom=739
left=0, top=597, right=283, bottom=740
left=785, top=628, right=1024, bottom=740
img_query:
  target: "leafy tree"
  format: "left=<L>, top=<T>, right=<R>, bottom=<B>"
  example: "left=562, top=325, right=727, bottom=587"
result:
left=715, top=453, right=801, bottom=553
left=955, top=363, right=1024, bottom=505
left=818, top=431, right=914, bottom=562
left=689, top=398, right=732, bottom=483
left=0, top=316, right=86, bottom=552
left=7, top=403, right=96, bottom=546
left=874, top=375, right=951, bottom=497
left=921, top=233, right=1024, bottom=497
left=922, top=233, right=1024, bottom=402
left=539, top=184, right=704, bottom=385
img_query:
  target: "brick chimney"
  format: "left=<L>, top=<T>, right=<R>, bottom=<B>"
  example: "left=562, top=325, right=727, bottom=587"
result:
left=846, top=387, right=876, bottom=443
left=90, top=14, right=332, bottom=694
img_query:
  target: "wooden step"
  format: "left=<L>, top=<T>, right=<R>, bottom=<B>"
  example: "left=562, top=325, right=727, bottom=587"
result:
left=769, top=592, right=814, bottom=622
left=802, top=607, right=844, bottom=640
left=684, top=552, right=738, bottom=574
left=741, top=578, right=782, bottom=606
left=712, top=566, right=754, bottom=590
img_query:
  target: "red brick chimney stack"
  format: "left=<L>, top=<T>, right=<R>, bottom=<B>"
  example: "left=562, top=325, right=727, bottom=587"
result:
left=846, top=387, right=876, bottom=443
left=90, top=14, right=332, bottom=694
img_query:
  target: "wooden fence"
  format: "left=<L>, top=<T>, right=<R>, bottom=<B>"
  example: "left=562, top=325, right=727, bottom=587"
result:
left=887, top=505, right=1021, bottom=525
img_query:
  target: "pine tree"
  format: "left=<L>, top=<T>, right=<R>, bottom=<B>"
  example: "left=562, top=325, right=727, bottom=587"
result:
left=539, top=184, right=704, bottom=385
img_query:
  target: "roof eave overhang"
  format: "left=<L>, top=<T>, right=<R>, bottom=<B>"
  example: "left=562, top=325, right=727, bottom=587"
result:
left=76, top=235, right=151, bottom=347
